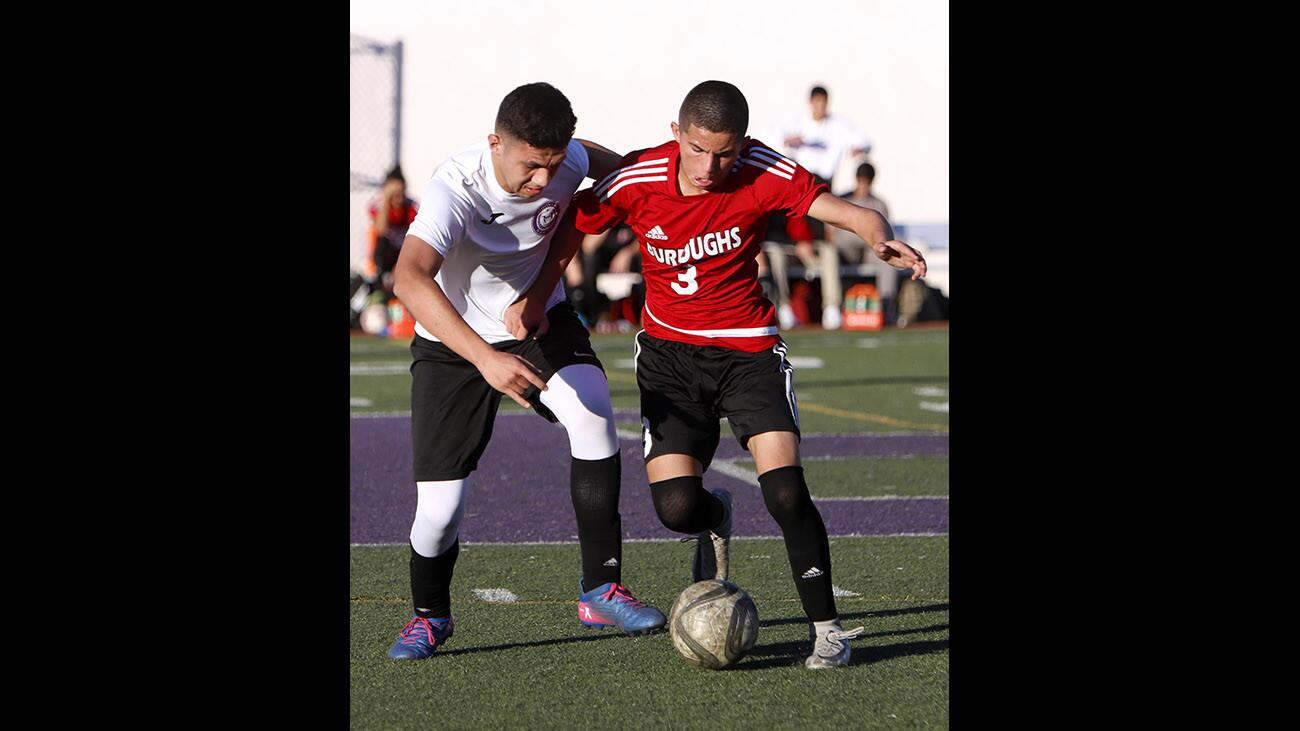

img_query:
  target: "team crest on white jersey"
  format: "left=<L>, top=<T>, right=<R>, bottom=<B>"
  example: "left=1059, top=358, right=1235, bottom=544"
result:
left=532, top=200, right=560, bottom=235
left=645, top=225, right=669, bottom=240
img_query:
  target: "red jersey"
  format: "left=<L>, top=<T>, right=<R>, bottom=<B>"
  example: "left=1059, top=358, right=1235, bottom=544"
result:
left=573, top=138, right=827, bottom=352
left=367, top=196, right=419, bottom=230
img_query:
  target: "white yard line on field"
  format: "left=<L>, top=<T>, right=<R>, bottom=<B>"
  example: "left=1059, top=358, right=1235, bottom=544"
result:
left=350, top=363, right=411, bottom=376
left=472, top=588, right=520, bottom=604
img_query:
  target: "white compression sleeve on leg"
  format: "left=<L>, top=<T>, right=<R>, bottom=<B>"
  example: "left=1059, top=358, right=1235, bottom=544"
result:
left=539, top=364, right=619, bottom=460
left=410, top=478, right=467, bottom=558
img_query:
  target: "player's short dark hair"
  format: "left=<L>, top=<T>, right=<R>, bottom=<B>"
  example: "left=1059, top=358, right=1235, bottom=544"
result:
left=495, top=82, right=577, bottom=150
left=384, top=165, right=405, bottom=184
left=810, top=85, right=829, bottom=100
left=678, top=80, right=749, bottom=136
left=856, top=162, right=876, bottom=181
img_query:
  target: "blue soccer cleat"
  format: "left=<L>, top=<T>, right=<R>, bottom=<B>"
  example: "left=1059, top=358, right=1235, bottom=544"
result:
left=387, top=615, right=454, bottom=660
left=577, top=580, right=666, bottom=635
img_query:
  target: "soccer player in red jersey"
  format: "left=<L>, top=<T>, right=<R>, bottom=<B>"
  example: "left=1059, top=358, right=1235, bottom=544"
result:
left=507, top=80, right=926, bottom=669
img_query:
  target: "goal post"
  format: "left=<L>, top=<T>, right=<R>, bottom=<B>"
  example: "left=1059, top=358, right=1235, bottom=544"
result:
left=350, top=34, right=402, bottom=276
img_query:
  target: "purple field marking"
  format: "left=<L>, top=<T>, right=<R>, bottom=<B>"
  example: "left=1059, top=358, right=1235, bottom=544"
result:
left=350, top=415, right=948, bottom=544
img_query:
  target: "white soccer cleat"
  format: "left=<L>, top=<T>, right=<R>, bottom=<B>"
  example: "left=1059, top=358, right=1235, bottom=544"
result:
left=805, top=621, right=866, bottom=669
left=821, top=305, right=843, bottom=330
left=689, top=489, right=732, bottom=582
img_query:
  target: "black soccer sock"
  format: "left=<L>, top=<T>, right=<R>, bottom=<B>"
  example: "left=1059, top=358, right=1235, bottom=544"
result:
left=571, top=454, right=622, bottom=589
left=650, top=475, right=724, bottom=534
left=758, top=465, right=837, bottom=622
left=410, top=540, right=459, bottom=617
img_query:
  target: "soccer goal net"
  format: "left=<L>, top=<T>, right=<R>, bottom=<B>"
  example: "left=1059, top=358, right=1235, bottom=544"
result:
left=350, top=34, right=402, bottom=276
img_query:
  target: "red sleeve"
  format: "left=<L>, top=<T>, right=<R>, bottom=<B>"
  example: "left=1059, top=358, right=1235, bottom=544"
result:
left=779, top=164, right=829, bottom=218
left=404, top=200, right=418, bottom=225
left=745, top=140, right=829, bottom=217
left=574, top=148, right=662, bottom=234
left=572, top=187, right=625, bottom=234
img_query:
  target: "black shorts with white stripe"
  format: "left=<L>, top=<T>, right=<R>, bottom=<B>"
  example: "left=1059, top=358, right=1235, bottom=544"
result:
left=634, top=331, right=800, bottom=469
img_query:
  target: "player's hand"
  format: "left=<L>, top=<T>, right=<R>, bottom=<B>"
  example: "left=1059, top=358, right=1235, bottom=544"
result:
left=872, top=240, right=928, bottom=281
left=784, top=135, right=804, bottom=148
left=504, top=298, right=550, bottom=341
left=476, top=350, right=548, bottom=408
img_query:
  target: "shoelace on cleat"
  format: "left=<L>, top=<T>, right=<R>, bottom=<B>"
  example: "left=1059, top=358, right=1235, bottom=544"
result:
left=603, top=583, right=646, bottom=609
left=398, top=617, right=449, bottom=646
left=816, top=626, right=866, bottom=656
left=679, top=533, right=724, bottom=544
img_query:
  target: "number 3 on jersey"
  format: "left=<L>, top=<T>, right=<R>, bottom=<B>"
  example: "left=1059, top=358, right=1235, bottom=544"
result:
left=670, top=265, right=699, bottom=295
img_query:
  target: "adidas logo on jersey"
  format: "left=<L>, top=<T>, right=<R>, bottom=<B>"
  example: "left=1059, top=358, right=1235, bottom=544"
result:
left=603, top=558, right=620, bottom=567
left=801, top=566, right=824, bottom=579
left=644, top=226, right=743, bottom=267
left=645, top=225, right=669, bottom=240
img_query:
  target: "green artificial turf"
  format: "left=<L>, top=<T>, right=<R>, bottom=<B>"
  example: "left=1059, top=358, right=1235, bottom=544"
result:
left=352, top=537, right=948, bottom=728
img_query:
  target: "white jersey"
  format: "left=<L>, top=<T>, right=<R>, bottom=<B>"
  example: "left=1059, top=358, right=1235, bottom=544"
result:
left=407, top=138, right=590, bottom=343
left=776, top=112, right=871, bottom=182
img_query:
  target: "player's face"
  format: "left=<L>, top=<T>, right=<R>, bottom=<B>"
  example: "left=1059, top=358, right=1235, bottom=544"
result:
left=489, top=133, right=568, bottom=198
left=810, top=95, right=828, bottom=120
left=671, top=121, right=745, bottom=193
left=382, top=180, right=406, bottom=207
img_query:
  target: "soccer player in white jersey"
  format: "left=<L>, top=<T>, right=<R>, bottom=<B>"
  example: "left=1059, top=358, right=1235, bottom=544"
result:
left=508, top=81, right=925, bottom=669
left=385, top=83, right=665, bottom=661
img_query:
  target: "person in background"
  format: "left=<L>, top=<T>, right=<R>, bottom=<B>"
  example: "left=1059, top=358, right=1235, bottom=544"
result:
left=829, top=162, right=898, bottom=315
left=564, top=224, right=641, bottom=327
left=368, top=165, right=419, bottom=299
left=776, top=86, right=872, bottom=329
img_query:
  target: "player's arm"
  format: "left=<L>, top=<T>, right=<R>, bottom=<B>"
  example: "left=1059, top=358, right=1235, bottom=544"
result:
left=503, top=205, right=589, bottom=340
left=778, top=117, right=804, bottom=149
left=393, top=235, right=547, bottom=407
left=576, top=139, right=623, bottom=182
left=608, top=238, right=639, bottom=272
left=506, top=173, right=627, bottom=339
left=849, top=126, right=872, bottom=158
left=807, top=192, right=927, bottom=280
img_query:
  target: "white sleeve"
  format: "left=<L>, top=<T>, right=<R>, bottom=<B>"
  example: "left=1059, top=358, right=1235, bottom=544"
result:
left=842, top=118, right=872, bottom=154
left=564, top=137, right=591, bottom=179
left=406, top=176, right=471, bottom=256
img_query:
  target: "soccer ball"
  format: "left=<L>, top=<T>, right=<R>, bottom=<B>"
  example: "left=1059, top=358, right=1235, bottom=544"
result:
left=668, top=579, right=759, bottom=669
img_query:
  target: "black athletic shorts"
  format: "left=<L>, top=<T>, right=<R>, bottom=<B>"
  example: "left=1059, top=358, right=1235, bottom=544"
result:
left=634, top=331, right=800, bottom=470
left=410, top=302, right=604, bottom=481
